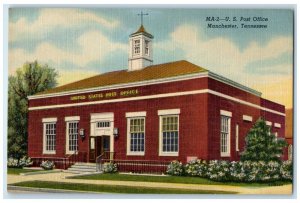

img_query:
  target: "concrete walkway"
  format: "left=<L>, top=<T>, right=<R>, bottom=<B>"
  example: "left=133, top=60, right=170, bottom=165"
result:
left=7, top=172, right=293, bottom=195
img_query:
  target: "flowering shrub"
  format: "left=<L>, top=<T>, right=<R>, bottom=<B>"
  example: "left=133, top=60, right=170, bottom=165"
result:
left=167, top=159, right=292, bottom=183
left=7, top=156, right=33, bottom=168
left=40, top=160, right=55, bottom=170
left=280, top=160, right=292, bottom=181
left=166, top=160, right=184, bottom=176
left=185, top=159, right=208, bottom=177
left=103, top=162, right=118, bottom=173
left=207, top=160, right=231, bottom=181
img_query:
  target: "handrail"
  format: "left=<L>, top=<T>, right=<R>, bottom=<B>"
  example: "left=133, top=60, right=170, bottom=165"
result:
left=96, top=151, right=115, bottom=172
left=96, top=152, right=105, bottom=172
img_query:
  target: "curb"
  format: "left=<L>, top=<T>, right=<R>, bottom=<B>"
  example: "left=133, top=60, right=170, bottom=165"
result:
left=7, top=185, right=106, bottom=194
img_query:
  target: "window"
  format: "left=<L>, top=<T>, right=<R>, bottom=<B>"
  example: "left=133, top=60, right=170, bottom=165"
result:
left=145, top=40, right=149, bottom=55
left=235, top=124, right=239, bottom=152
left=288, top=145, right=292, bottom=161
left=43, top=122, right=56, bottom=154
left=160, top=115, right=179, bottom=155
left=134, top=40, right=140, bottom=54
left=220, top=114, right=231, bottom=157
left=67, top=122, right=79, bottom=152
left=96, top=121, right=110, bottom=128
left=127, top=117, right=145, bottom=155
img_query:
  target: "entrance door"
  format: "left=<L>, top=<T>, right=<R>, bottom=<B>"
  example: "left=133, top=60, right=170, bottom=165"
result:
left=89, top=136, right=110, bottom=162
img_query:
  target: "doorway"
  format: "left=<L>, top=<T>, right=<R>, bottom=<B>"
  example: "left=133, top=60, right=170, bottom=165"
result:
left=89, top=136, right=110, bottom=162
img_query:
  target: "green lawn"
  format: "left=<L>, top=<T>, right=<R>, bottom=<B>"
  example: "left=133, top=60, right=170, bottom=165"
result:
left=11, top=181, right=236, bottom=194
left=72, top=173, right=290, bottom=187
left=7, top=168, right=42, bottom=175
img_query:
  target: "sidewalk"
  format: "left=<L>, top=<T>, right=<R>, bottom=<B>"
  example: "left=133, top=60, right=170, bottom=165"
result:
left=7, top=172, right=293, bottom=195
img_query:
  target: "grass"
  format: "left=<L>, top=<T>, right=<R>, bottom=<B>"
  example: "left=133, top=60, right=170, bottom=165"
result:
left=7, top=168, right=42, bottom=175
left=11, top=181, right=236, bottom=194
left=72, top=173, right=291, bottom=187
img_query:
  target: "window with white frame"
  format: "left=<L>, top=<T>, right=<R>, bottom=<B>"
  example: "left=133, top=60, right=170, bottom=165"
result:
left=128, top=117, right=145, bottom=155
left=43, top=122, right=56, bottom=154
left=96, top=121, right=110, bottom=128
left=235, top=124, right=239, bottom=152
left=220, top=111, right=231, bottom=157
left=67, top=122, right=79, bottom=152
left=288, top=144, right=292, bottom=161
left=161, top=115, right=179, bottom=154
left=145, top=40, right=149, bottom=55
left=134, top=39, right=140, bottom=54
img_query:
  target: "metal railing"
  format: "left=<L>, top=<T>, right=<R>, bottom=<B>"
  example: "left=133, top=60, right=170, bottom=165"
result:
left=100, top=159, right=170, bottom=174
left=96, top=151, right=114, bottom=172
left=31, top=151, right=87, bottom=170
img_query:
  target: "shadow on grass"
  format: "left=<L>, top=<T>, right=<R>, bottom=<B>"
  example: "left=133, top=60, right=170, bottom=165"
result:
left=11, top=181, right=237, bottom=194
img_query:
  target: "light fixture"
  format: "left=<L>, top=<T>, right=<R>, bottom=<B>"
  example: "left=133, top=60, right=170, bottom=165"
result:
left=79, top=128, right=85, bottom=140
left=113, top=127, right=119, bottom=138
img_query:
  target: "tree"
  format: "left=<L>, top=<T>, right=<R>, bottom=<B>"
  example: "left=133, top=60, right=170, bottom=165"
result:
left=8, top=61, right=58, bottom=160
left=240, top=118, right=287, bottom=162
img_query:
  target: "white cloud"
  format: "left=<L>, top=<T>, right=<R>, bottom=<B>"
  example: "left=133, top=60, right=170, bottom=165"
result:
left=157, top=24, right=293, bottom=107
left=9, top=8, right=119, bottom=42
left=158, top=24, right=293, bottom=84
left=9, top=30, right=127, bottom=74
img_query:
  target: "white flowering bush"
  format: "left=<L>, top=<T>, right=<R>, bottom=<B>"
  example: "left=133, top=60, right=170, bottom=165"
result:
left=280, top=160, right=292, bottom=181
left=167, top=159, right=292, bottom=183
left=185, top=159, right=208, bottom=177
left=40, top=160, right=55, bottom=170
left=207, top=160, right=231, bottom=181
left=229, top=161, right=247, bottom=182
left=166, top=160, right=184, bottom=176
left=103, top=162, right=118, bottom=173
left=7, top=156, right=33, bottom=168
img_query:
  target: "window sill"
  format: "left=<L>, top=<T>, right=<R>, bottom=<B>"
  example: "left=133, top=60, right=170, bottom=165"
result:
left=126, top=152, right=145, bottom=156
left=220, top=153, right=230, bottom=157
left=43, top=151, right=56, bottom=155
left=159, top=152, right=179, bottom=157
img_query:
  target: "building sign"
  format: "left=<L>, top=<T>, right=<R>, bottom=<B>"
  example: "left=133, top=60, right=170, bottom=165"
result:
left=70, top=89, right=139, bottom=101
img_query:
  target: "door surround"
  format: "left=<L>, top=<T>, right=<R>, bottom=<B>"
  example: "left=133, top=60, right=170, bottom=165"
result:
left=90, top=113, right=114, bottom=162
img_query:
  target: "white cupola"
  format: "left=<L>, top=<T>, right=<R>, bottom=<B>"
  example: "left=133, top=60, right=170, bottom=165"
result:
left=128, top=25, right=154, bottom=71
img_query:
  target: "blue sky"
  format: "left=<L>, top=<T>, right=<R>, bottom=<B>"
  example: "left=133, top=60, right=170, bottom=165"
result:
left=9, top=8, right=293, bottom=107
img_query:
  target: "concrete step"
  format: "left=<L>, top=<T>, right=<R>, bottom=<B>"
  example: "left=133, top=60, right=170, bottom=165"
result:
left=64, top=162, right=98, bottom=174
left=70, top=165, right=96, bottom=169
left=67, top=168, right=96, bottom=173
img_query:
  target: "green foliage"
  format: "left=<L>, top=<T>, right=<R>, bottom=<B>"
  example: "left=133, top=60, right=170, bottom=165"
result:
left=8, top=61, right=58, bottom=160
left=166, top=160, right=184, bottom=176
left=103, top=162, right=118, bottom=173
left=240, top=118, right=287, bottom=162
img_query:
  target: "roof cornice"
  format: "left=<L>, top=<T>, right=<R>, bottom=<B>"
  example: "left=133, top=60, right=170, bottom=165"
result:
left=28, top=71, right=262, bottom=100
left=208, top=71, right=262, bottom=97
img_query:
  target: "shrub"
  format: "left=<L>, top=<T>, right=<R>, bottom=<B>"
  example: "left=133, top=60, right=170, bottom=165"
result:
left=185, top=159, right=208, bottom=177
left=166, top=160, right=184, bottom=176
left=207, top=160, right=231, bottom=182
left=166, top=159, right=292, bottom=183
left=280, top=160, right=293, bottom=181
left=40, top=160, right=55, bottom=170
left=7, top=156, right=33, bottom=168
left=103, top=162, right=118, bottom=173
left=229, top=161, right=247, bottom=182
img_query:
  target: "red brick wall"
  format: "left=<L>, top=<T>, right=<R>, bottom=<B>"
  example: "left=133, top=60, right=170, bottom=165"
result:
left=28, top=76, right=287, bottom=163
left=28, top=93, right=208, bottom=163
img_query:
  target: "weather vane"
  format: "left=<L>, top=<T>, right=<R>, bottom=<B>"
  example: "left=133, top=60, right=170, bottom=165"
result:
left=137, top=11, right=148, bottom=25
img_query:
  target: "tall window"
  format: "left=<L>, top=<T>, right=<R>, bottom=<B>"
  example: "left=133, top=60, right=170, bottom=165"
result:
left=220, top=115, right=231, bottom=157
left=67, top=122, right=79, bottom=152
left=161, top=115, right=179, bottom=154
left=128, top=117, right=145, bottom=155
left=44, top=123, right=56, bottom=153
left=134, top=40, right=140, bottom=54
left=145, top=40, right=149, bottom=55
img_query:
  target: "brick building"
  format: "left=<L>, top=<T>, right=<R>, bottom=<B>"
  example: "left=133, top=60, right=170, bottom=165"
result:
left=27, top=25, right=286, bottom=171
